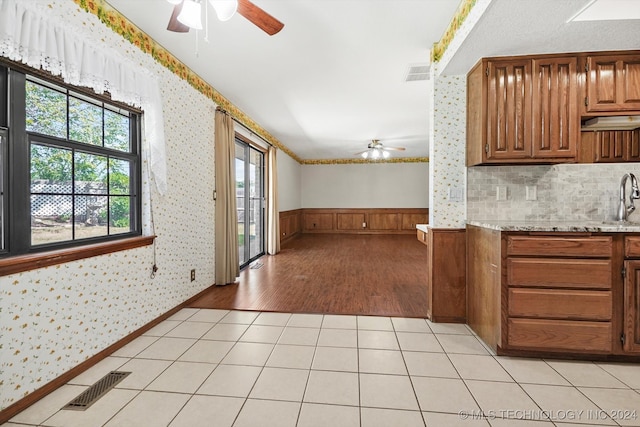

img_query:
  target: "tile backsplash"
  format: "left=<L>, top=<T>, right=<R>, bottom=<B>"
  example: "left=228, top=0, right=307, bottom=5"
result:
left=467, top=163, right=640, bottom=222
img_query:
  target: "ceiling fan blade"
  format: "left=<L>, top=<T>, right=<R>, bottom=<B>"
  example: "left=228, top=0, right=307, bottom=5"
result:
left=167, top=1, right=190, bottom=33
left=354, top=150, right=368, bottom=156
left=383, top=146, right=406, bottom=151
left=237, top=0, right=284, bottom=35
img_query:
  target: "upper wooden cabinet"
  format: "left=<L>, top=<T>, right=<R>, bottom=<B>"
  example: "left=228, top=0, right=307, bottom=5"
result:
left=584, top=54, right=640, bottom=113
left=485, top=59, right=531, bottom=161
left=580, top=129, right=640, bottom=163
left=531, top=57, right=579, bottom=159
left=467, top=57, right=578, bottom=166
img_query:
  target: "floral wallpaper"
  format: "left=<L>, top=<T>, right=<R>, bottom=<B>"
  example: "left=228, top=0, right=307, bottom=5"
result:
left=0, top=0, right=215, bottom=410
left=0, top=0, right=480, bottom=409
left=428, top=73, right=467, bottom=228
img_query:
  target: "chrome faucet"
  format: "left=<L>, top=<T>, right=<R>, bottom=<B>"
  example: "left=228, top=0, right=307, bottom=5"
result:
left=617, top=173, right=640, bottom=221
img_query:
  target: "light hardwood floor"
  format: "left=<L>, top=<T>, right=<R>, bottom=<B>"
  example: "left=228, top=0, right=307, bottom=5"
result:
left=189, top=234, right=429, bottom=317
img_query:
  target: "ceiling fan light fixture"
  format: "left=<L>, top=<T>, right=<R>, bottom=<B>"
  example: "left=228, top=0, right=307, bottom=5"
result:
left=382, top=150, right=390, bottom=159
left=177, top=0, right=203, bottom=30
left=209, top=0, right=238, bottom=21
left=361, top=151, right=369, bottom=159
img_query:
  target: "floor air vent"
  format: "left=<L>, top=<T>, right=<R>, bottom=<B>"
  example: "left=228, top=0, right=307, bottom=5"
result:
left=63, top=371, right=131, bottom=411
left=250, top=262, right=264, bottom=269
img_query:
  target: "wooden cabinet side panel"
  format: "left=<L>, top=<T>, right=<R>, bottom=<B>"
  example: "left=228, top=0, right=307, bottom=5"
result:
left=417, top=229, right=428, bottom=246
left=467, top=61, right=486, bottom=166
left=466, top=225, right=501, bottom=351
left=623, top=260, right=640, bottom=353
left=429, top=229, right=466, bottom=323
left=531, top=58, right=578, bottom=159
left=508, top=318, right=612, bottom=352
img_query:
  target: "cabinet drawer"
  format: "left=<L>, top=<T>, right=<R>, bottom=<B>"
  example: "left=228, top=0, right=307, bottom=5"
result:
left=508, top=289, right=612, bottom=320
left=508, top=318, right=612, bottom=352
left=507, top=258, right=611, bottom=289
left=625, top=235, right=640, bottom=258
left=507, top=236, right=612, bottom=257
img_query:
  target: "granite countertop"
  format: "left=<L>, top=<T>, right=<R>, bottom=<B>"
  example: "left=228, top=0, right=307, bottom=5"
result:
left=467, top=220, right=640, bottom=233
left=416, top=224, right=428, bottom=233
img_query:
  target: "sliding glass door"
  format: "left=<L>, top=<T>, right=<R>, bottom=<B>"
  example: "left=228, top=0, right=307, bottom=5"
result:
left=235, top=139, right=265, bottom=269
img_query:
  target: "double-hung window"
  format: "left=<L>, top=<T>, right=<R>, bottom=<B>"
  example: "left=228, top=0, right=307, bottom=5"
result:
left=0, top=64, right=142, bottom=257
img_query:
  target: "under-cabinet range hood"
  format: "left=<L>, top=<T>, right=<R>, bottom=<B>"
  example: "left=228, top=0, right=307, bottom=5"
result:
left=581, top=115, right=640, bottom=131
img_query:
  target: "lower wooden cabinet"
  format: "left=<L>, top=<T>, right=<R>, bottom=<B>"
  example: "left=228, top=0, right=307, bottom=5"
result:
left=507, top=318, right=612, bottom=353
left=624, top=253, right=640, bottom=352
left=427, top=228, right=466, bottom=323
left=467, top=226, right=640, bottom=359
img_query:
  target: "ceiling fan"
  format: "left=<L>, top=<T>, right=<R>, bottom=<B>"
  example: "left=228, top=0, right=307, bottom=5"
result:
left=167, top=0, right=284, bottom=36
left=355, top=140, right=406, bottom=160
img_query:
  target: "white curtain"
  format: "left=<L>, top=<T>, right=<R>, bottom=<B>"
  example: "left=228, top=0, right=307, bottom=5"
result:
left=267, top=146, right=280, bottom=255
left=0, top=0, right=167, bottom=198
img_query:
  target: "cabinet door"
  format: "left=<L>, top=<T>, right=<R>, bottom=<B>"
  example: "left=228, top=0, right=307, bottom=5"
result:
left=623, top=260, right=640, bottom=353
left=586, top=55, right=640, bottom=112
left=486, top=59, right=531, bottom=160
left=594, top=130, right=640, bottom=162
left=531, top=57, right=578, bottom=159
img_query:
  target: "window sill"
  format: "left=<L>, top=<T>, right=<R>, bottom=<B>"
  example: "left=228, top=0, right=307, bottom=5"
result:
left=0, top=235, right=155, bottom=277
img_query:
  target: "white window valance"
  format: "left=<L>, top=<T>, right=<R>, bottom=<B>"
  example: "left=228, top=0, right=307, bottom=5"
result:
left=0, top=0, right=167, bottom=195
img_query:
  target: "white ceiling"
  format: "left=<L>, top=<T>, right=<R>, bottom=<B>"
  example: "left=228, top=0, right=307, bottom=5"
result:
left=105, top=0, right=640, bottom=161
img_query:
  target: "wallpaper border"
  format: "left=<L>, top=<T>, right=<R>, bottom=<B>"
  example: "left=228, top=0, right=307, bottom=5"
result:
left=431, top=0, right=477, bottom=62
left=74, top=0, right=446, bottom=166
left=301, top=157, right=429, bottom=165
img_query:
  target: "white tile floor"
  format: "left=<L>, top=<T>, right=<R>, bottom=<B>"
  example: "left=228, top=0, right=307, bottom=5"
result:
left=4, top=309, right=640, bottom=427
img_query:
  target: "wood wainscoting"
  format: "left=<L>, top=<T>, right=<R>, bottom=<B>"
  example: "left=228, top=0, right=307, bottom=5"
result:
left=279, top=209, right=303, bottom=246
left=280, top=208, right=429, bottom=246
left=300, top=208, right=428, bottom=235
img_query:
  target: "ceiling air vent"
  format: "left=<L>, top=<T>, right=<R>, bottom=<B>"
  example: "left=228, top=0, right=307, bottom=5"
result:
left=405, top=64, right=430, bottom=82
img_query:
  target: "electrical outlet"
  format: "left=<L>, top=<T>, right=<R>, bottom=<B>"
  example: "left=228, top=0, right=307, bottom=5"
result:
left=448, top=187, right=464, bottom=202
left=525, top=185, right=537, bottom=201
left=362, top=222, right=366, bottom=228
left=496, top=186, right=508, bottom=201
left=190, top=269, right=196, bottom=282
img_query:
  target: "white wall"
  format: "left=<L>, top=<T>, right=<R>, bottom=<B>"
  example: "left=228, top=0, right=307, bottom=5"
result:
left=301, top=162, right=429, bottom=208
left=277, top=151, right=302, bottom=211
